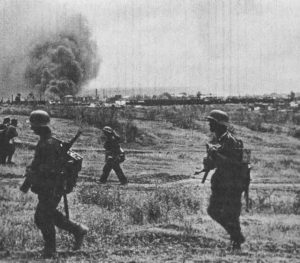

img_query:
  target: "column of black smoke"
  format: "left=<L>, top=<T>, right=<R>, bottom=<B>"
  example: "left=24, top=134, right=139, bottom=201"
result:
left=25, top=14, right=100, bottom=99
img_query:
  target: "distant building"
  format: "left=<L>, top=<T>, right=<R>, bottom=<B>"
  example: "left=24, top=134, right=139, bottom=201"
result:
left=172, top=92, right=188, bottom=99
left=267, top=106, right=276, bottom=111
left=290, top=101, right=299, bottom=108
left=115, top=100, right=126, bottom=106
left=63, top=95, right=74, bottom=104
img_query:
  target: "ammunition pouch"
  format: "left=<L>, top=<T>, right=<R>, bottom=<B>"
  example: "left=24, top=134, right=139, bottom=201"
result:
left=118, top=148, right=125, bottom=163
left=234, top=139, right=251, bottom=164
left=105, top=148, right=125, bottom=164
left=241, top=149, right=251, bottom=164
left=20, top=168, right=39, bottom=193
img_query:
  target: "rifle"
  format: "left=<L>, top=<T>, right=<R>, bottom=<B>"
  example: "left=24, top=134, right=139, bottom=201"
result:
left=244, top=164, right=252, bottom=212
left=61, top=129, right=82, bottom=151
left=54, top=129, right=82, bottom=219
left=201, top=169, right=210, bottom=184
left=193, top=168, right=210, bottom=183
left=194, top=144, right=212, bottom=184
left=63, top=192, right=69, bottom=219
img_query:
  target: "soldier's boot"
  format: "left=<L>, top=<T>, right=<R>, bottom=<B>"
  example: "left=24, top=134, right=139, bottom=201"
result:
left=42, top=237, right=56, bottom=258
left=231, top=233, right=245, bottom=251
left=99, top=177, right=107, bottom=184
left=43, top=247, right=56, bottom=259
left=39, top=225, right=56, bottom=258
left=53, top=212, right=89, bottom=250
left=0, top=155, right=6, bottom=164
left=73, top=223, right=89, bottom=251
left=120, top=180, right=128, bottom=185
left=120, top=177, right=128, bottom=185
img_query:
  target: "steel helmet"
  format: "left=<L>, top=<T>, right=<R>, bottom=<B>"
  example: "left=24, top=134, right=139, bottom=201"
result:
left=3, top=117, right=10, bottom=124
left=206, top=110, right=229, bottom=126
left=102, top=126, right=113, bottom=134
left=29, top=110, right=50, bottom=127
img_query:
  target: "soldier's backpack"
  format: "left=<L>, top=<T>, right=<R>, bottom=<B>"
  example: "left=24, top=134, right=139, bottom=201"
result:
left=118, top=147, right=125, bottom=163
left=62, top=149, right=83, bottom=194
left=0, top=127, right=9, bottom=162
left=53, top=136, right=83, bottom=194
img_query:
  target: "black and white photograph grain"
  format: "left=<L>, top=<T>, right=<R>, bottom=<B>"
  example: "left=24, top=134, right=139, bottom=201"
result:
left=0, top=0, right=299, bottom=262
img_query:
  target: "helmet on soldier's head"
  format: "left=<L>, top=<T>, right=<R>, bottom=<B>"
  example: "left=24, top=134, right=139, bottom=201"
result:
left=206, top=110, right=229, bottom=127
left=102, top=126, right=113, bottom=134
left=3, top=117, right=10, bottom=124
left=29, top=110, right=50, bottom=127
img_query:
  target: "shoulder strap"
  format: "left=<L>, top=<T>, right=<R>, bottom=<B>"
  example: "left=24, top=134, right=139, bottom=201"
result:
left=229, top=131, right=243, bottom=148
left=50, top=136, right=62, bottom=143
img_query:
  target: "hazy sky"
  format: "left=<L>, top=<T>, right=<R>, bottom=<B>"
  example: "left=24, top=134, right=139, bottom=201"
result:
left=1, top=0, right=300, bottom=96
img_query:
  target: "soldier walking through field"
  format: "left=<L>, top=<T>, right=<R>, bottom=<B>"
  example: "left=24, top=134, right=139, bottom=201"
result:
left=4, top=118, right=18, bottom=164
left=0, top=117, right=11, bottom=164
left=99, top=126, right=128, bottom=185
left=0, top=117, right=10, bottom=130
left=20, top=110, right=88, bottom=258
left=204, top=110, right=247, bottom=250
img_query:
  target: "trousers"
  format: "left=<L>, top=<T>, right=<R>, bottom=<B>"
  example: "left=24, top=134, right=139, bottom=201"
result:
left=207, top=186, right=244, bottom=243
left=99, top=160, right=127, bottom=184
left=34, top=191, right=80, bottom=252
left=6, top=143, right=15, bottom=163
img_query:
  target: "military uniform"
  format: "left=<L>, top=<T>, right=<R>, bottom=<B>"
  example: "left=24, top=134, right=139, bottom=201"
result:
left=205, top=110, right=245, bottom=249
left=99, top=127, right=127, bottom=185
left=207, top=131, right=245, bottom=246
left=0, top=118, right=10, bottom=164
left=22, top=110, right=88, bottom=258
left=0, top=117, right=10, bottom=130
left=4, top=123, right=18, bottom=164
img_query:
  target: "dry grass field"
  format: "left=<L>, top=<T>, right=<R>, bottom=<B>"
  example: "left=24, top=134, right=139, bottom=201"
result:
left=0, top=108, right=300, bottom=262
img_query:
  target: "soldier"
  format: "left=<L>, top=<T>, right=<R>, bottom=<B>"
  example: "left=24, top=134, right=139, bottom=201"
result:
left=21, top=110, right=88, bottom=258
left=204, top=110, right=245, bottom=250
left=0, top=117, right=11, bottom=164
left=5, top=118, right=18, bottom=164
left=99, top=126, right=128, bottom=185
left=0, top=117, right=10, bottom=129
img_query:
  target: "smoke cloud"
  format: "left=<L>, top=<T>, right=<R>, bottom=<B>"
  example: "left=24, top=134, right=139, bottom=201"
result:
left=0, top=0, right=100, bottom=100
left=25, top=14, right=100, bottom=99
